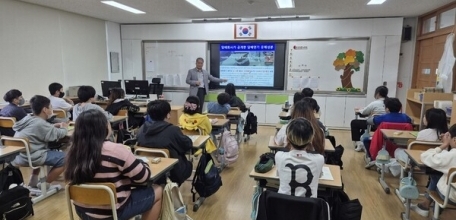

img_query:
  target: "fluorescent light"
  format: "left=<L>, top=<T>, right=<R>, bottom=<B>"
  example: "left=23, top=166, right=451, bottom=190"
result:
left=101, top=1, right=145, bottom=14
left=186, top=0, right=217, bottom=12
left=276, top=0, right=295, bottom=9
left=367, top=0, right=386, bottom=5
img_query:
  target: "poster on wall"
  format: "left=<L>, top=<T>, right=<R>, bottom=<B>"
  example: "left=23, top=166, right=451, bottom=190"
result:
left=110, top=52, right=119, bottom=73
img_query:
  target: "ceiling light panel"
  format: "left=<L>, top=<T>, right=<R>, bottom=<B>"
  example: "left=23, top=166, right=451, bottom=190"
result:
left=276, top=0, right=295, bottom=9
left=186, top=0, right=217, bottom=12
left=101, top=1, right=146, bottom=14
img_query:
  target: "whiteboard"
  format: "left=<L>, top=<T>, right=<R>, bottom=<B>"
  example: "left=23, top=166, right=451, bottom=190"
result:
left=287, top=39, right=369, bottom=92
left=143, top=41, right=207, bottom=88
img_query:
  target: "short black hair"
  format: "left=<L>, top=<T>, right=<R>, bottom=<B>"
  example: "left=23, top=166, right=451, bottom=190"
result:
left=196, top=57, right=204, bottom=62
left=48, top=83, right=63, bottom=95
left=301, top=97, right=320, bottom=113
left=30, top=95, right=50, bottom=115
left=147, top=100, right=171, bottom=121
left=217, top=93, right=230, bottom=105
left=384, top=98, right=402, bottom=113
left=183, top=96, right=201, bottom=115
left=77, top=86, right=96, bottom=102
left=3, top=89, right=22, bottom=102
left=375, top=86, right=388, bottom=98
left=293, top=92, right=305, bottom=104
left=225, top=83, right=236, bottom=97
left=302, top=88, right=314, bottom=97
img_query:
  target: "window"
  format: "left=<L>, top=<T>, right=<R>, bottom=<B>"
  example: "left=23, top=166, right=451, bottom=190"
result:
left=422, top=16, right=436, bottom=34
left=439, top=8, right=456, bottom=29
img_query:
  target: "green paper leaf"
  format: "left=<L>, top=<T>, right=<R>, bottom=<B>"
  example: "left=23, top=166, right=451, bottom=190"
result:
left=354, top=67, right=360, bottom=71
left=337, top=53, right=345, bottom=59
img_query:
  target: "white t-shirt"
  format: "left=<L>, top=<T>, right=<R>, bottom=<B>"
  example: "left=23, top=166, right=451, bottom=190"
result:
left=360, top=98, right=386, bottom=116
left=275, top=150, right=324, bottom=198
left=49, top=96, right=72, bottom=111
left=395, top=128, right=440, bottom=162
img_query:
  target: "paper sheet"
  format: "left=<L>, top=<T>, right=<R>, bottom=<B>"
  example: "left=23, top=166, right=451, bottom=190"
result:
left=146, top=60, right=155, bottom=72
left=165, top=75, right=174, bottom=86
left=309, top=78, right=319, bottom=89
left=291, top=78, right=301, bottom=90
left=187, top=135, right=198, bottom=142
left=319, top=167, right=334, bottom=180
left=173, top=74, right=181, bottom=86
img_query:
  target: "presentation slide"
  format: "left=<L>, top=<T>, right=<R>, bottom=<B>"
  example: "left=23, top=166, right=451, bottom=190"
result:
left=219, top=43, right=275, bottom=87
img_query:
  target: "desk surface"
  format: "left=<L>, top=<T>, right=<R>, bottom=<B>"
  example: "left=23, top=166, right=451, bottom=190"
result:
left=249, top=164, right=342, bottom=189
left=211, top=118, right=230, bottom=127
left=405, top=149, right=425, bottom=167
left=228, top=110, right=242, bottom=116
left=147, top=157, right=178, bottom=181
left=381, top=129, right=416, bottom=140
left=0, top=146, right=25, bottom=159
left=192, top=135, right=210, bottom=148
left=111, top=115, right=128, bottom=123
left=139, top=107, right=147, bottom=114
left=268, top=136, right=335, bottom=152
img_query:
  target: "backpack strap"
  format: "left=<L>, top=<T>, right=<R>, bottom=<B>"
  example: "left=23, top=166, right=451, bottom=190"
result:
left=191, top=153, right=205, bottom=202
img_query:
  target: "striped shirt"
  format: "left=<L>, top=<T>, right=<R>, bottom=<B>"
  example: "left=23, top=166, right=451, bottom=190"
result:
left=74, top=141, right=151, bottom=218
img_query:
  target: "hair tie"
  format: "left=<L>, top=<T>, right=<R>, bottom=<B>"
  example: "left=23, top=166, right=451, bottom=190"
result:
left=184, top=102, right=197, bottom=111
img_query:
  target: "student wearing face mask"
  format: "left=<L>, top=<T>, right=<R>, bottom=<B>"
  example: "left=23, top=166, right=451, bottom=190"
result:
left=48, top=83, right=74, bottom=115
left=0, top=89, right=28, bottom=121
left=12, top=95, right=68, bottom=189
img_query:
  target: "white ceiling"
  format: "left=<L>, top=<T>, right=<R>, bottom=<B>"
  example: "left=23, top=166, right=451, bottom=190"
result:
left=19, top=0, right=454, bottom=24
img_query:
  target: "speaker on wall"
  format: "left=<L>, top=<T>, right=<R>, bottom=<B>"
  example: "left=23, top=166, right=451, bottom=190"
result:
left=403, top=26, right=412, bottom=41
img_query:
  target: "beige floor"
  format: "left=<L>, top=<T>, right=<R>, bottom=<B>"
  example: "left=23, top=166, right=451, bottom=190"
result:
left=25, top=127, right=455, bottom=220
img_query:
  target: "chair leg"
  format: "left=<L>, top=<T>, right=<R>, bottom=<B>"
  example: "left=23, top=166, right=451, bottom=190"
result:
left=30, top=166, right=60, bottom=203
left=432, top=204, right=440, bottom=220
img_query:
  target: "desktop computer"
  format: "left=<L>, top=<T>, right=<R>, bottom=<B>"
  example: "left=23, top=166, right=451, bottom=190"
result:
left=124, top=80, right=150, bottom=99
left=101, top=80, right=122, bottom=97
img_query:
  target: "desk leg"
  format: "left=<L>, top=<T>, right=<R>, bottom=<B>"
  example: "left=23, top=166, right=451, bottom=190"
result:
left=401, top=165, right=415, bottom=220
left=378, top=138, right=390, bottom=194
left=193, top=197, right=206, bottom=212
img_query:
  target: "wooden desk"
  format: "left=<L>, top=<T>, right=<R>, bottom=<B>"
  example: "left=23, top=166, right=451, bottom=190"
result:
left=170, top=106, right=183, bottom=126
left=147, top=157, right=178, bottom=181
left=0, top=102, right=30, bottom=110
left=111, top=116, right=128, bottom=124
left=130, top=101, right=148, bottom=107
left=405, top=149, right=425, bottom=167
left=227, top=110, right=242, bottom=117
left=268, top=136, right=335, bottom=152
left=189, top=135, right=210, bottom=148
left=381, top=129, right=416, bottom=145
left=139, top=107, right=147, bottom=114
left=282, top=104, right=290, bottom=112
left=211, top=118, right=230, bottom=128
left=0, top=146, right=25, bottom=162
left=249, top=164, right=343, bottom=189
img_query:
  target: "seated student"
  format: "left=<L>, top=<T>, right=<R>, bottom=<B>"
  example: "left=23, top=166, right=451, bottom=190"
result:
left=48, top=82, right=74, bottom=121
left=0, top=89, right=27, bottom=121
left=364, top=98, right=412, bottom=168
left=275, top=100, right=325, bottom=155
left=395, top=108, right=448, bottom=162
left=351, top=86, right=388, bottom=151
left=302, top=87, right=314, bottom=98
left=65, top=109, right=162, bottom=220
left=411, top=124, right=456, bottom=217
left=275, top=118, right=325, bottom=197
left=292, top=92, right=305, bottom=106
left=137, top=100, right=192, bottom=186
left=105, top=87, right=143, bottom=128
left=207, top=92, right=231, bottom=115
left=12, top=95, right=68, bottom=189
left=72, top=85, right=113, bottom=121
left=301, top=97, right=321, bottom=116
left=225, top=83, right=246, bottom=112
left=179, top=96, right=217, bottom=153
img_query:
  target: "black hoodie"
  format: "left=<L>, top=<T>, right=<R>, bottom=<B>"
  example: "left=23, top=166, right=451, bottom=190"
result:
left=137, top=120, right=192, bottom=185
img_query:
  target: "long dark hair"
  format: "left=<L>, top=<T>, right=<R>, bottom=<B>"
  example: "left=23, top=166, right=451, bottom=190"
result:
left=64, top=109, right=109, bottom=184
left=225, top=83, right=236, bottom=97
left=107, top=87, right=123, bottom=106
left=425, top=108, right=448, bottom=137
left=290, top=100, right=325, bottom=155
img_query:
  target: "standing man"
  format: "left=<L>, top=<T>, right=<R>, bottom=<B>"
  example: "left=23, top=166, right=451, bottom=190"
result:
left=186, top=57, right=227, bottom=112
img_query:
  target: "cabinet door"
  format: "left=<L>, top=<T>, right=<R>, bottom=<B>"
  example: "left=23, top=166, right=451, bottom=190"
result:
left=265, top=104, right=283, bottom=124
left=313, top=96, right=327, bottom=125
left=344, top=97, right=367, bottom=128
left=324, top=97, right=346, bottom=127
left=250, top=104, right=266, bottom=123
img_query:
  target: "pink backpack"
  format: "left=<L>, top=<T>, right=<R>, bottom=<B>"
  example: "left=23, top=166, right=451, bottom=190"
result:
left=220, top=129, right=239, bottom=165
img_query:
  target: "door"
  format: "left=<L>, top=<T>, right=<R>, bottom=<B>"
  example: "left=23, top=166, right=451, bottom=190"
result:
left=414, top=36, right=446, bottom=88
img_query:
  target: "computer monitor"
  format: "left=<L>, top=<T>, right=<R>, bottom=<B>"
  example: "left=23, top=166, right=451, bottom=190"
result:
left=151, top=78, right=161, bottom=84
left=124, top=80, right=150, bottom=98
left=101, top=80, right=122, bottom=97
left=149, top=84, right=164, bottom=99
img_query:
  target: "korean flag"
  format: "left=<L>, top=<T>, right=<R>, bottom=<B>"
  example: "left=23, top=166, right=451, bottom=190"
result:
left=235, top=24, right=256, bottom=39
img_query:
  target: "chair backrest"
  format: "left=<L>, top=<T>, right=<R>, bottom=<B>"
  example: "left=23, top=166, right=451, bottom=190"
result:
left=230, top=107, right=240, bottom=111
left=408, top=141, right=442, bottom=151
left=66, top=183, right=118, bottom=220
left=207, top=113, right=226, bottom=119
left=134, top=146, right=170, bottom=158
left=116, top=109, right=128, bottom=117
left=0, top=136, right=34, bottom=168
left=0, top=117, right=16, bottom=128
left=53, top=109, right=67, bottom=118
left=447, top=167, right=456, bottom=183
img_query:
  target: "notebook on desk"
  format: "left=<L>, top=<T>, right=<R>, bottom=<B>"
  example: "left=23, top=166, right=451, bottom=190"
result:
left=409, top=131, right=419, bottom=137
left=187, top=135, right=198, bottom=142
left=319, top=167, right=334, bottom=180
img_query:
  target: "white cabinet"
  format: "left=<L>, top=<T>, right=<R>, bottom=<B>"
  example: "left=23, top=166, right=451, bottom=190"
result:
left=265, top=104, right=283, bottom=124
left=313, top=96, right=327, bottom=125
left=344, top=97, right=368, bottom=127
left=324, top=97, right=346, bottom=127
left=250, top=104, right=266, bottom=123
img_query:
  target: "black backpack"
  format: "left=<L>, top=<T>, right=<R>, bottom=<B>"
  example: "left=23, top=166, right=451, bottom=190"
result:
left=331, top=190, right=362, bottom=220
left=325, top=145, right=344, bottom=170
left=244, top=112, right=258, bottom=135
left=0, top=164, right=34, bottom=219
left=192, top=153, right=222, bottom=201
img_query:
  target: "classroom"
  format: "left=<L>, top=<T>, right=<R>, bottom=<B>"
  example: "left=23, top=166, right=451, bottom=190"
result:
left=1, top=0, right=456, bottom=219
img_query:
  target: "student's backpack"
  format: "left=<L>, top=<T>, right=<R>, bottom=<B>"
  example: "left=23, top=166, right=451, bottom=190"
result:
left=160, top=179, right=192, bottom=220
left=244, top=112, right=258, bottom=135
left=0, top=164, right=34, bottom=220
left=325, top=144, right=344, bottom=170
left=192, top=153, right=222, bottom=201
left=331, top=190, right=363, bottom=220
left=218, top=129, right=239, bottom=165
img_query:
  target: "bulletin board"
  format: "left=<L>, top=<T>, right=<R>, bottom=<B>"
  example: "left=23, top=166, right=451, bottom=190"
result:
left=287, top=39, right=370, bottom=92
left=143, top=41, right=208, bottom=88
